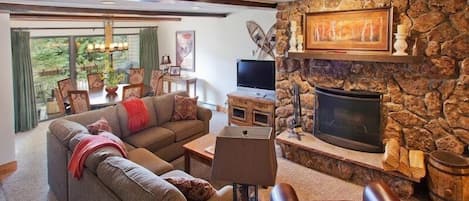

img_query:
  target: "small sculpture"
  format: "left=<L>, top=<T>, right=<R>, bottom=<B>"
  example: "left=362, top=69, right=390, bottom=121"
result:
left=289, top=21, right=297, bottom=52
left=393, top=25, right=409, bottom=56
left=297, top=35, right=304, bottom=52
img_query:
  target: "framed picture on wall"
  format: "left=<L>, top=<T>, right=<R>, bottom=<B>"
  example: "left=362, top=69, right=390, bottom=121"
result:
left=176, top=31, right=195, bottom=72
left=169, top=66, right=181, bottom=76
left=305, top=8, right=392, bottom=52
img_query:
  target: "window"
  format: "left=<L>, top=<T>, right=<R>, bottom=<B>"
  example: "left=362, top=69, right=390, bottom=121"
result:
left=31, top=37, right=70, bottom=120
left=31, top=34, right=140, bottom=121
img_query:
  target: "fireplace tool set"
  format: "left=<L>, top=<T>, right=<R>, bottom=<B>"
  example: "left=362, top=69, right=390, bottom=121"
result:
left=289, top=83, right=303, bottom=140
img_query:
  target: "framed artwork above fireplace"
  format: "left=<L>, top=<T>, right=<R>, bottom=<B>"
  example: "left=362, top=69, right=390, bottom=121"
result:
left=304, top=7, right=392, bottom=53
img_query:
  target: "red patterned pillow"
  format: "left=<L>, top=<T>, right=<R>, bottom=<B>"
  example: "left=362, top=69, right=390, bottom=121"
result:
left=172, top=95, right=198, bottom=121
left=164, top=177, right=216, bottom=201
left=87, top=117, right=112, bottom=135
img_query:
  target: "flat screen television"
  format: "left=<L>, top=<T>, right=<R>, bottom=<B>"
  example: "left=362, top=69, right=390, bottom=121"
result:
left=237, top=59, right=275, bottom=91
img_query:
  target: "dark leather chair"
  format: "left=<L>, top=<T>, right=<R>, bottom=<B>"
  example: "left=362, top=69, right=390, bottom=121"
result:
left=270, top=183, right=299, bottom=201
left=270, top=181, right=400, bottom=201
left=363, top=181, right=400, bottom=201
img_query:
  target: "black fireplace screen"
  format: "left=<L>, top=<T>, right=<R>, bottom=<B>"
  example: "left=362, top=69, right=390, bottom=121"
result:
left=314, top=87, right=383, bottom=153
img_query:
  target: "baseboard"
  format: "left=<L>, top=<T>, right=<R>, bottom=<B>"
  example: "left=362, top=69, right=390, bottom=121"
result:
left=0, top=161, right=17, bottom=181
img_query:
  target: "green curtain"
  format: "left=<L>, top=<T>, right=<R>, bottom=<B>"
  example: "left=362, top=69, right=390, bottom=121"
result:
left=139, top=27, right=159, bottom=86
left=11, top=31, right=38, bottom=132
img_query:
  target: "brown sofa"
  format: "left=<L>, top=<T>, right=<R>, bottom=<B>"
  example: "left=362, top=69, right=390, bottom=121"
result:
left=47, top=91, right=231, bottom=201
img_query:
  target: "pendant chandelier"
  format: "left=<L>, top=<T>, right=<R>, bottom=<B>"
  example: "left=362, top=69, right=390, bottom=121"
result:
left=87, top=20, right=129, bottom=53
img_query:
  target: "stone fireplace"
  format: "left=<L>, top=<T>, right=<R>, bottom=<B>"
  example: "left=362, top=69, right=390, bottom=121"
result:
left=314, top=86, right=383, bottom=152
left=274, top=0, right=468, bottom=198
left=275, top=0, right=468, bottom=157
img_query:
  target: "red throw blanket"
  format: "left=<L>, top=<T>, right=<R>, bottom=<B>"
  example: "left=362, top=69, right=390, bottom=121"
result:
left=68, top=135, right=127, bottom=179
left=122, top=98, right=150, bottom=133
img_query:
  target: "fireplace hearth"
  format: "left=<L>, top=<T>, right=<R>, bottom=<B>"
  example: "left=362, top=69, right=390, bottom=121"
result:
left=314, top=86, right=383, bottom=153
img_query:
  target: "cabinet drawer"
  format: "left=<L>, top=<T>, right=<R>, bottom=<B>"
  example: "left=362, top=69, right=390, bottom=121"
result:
left=229, top=97, right=250, bottom=107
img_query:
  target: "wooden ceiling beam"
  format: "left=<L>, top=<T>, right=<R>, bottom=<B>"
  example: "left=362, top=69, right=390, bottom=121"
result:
left=184, top=0, right=277, bottom=8
left=10, top=13, right=182, bottom=22
left=0, top=3, right=228, bottom=18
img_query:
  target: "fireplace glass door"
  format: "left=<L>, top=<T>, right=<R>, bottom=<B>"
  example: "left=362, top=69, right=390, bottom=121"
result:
left=314, top=87, right=383, bottom=153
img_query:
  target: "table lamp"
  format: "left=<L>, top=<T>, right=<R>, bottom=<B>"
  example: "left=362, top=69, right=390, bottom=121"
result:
left=211, top=126, right=277, bottom=201
left=160, top=55, right=171, bottom=73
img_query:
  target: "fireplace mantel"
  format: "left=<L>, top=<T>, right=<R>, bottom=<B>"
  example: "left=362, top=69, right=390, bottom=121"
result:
left=287, top=51, right=424, bottom=64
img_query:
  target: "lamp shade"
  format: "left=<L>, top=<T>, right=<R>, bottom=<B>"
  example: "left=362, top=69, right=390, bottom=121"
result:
left=211, top=126, right=277, bottom=186
left=160, top=55, right=171, bottom=65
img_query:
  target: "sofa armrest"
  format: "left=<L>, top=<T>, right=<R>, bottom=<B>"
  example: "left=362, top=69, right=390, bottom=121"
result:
left=197, top=106, right=212, bottom=122
left=197, top=106, right=212, bottom=134
left=207, top=185, right=233, bottom=201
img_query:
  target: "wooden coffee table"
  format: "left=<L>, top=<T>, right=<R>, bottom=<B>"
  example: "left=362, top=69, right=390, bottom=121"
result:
left=182, top=133, right=216, bottom=174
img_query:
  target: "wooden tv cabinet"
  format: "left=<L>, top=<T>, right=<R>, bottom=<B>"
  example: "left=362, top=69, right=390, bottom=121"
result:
left=227, top=91, right=275, bottom=133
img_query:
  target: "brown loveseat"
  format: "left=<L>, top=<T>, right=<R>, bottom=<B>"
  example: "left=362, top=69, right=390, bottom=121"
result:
left=47, top=91, right=231, bottom=201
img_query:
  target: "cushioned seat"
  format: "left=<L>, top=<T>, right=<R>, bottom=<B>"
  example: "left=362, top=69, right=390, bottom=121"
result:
left=161, top=120, right=204, bottom=142
left=124, top=127, right=175, bottom=152
left=128, top=148, right=173, bottom=175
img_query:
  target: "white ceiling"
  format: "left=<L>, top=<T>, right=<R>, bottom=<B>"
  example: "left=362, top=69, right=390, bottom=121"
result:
left=0, top=0, right=291, bottom=14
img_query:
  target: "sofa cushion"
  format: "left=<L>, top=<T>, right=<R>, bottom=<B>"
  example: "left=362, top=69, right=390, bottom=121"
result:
left=153, top=91, right=188, bottom=126
left=124, top=142, right=136, bottom=152
left=97, top=156, right=186, bottom=201
left=172, top=95, right=198, bottom=121
left=64, top=106, right=123, bottom=138
left=99, top=131, right=127, bottom=153
left=69, top=133, right=91, bottom=151
left=128, top=148, right=173, bottom=175
left=69, top=133, right=125, bottom=174
left=49, top=119, right=89, bottom=146
left=124, top=127, right=175, bottom=152
left=85, top=146, right=124, bottom=174
left=116, top=97, right=158, bottom=137
left=161, top=120, right=204, bottom=142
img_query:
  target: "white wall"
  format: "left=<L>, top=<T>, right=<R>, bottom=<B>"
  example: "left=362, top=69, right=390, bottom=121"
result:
left=0, top=12, right=16, bottom=165
left=157, top=9, right=276, bottom=106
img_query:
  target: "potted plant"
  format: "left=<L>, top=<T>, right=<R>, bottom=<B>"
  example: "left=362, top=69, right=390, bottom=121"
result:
left=102, top=66, right=124, bottom=94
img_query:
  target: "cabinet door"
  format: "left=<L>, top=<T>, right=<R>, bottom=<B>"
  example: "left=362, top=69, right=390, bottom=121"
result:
left=231, top=106, right=247, bottom=121
left=252, top=110, right=271, bottom=126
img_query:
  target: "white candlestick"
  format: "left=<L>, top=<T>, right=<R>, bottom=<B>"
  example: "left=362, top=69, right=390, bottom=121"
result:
left=289, top=21, right=298, bottom=52
left=393, top=33, right=408, bottom=56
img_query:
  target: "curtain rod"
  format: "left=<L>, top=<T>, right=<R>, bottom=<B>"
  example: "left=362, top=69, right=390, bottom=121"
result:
left=11, top=26, right=158, bottom=30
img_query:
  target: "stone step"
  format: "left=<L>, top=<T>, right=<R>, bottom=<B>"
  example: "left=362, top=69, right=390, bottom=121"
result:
left=276, top=130, right=421, bottom=199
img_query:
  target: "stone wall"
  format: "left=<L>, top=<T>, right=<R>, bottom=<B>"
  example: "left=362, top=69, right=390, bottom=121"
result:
left=275, top=0, right=468, bottom=155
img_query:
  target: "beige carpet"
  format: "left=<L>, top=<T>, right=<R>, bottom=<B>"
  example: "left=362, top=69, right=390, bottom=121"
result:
left=0, top=111, right=364, bottom=201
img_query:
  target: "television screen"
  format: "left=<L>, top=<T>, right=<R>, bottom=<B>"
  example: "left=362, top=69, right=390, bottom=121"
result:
left=237, top=59, right=275, bottom=90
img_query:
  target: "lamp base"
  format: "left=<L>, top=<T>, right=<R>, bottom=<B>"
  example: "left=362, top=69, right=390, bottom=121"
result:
left=233, top=183, right=259, bottom=201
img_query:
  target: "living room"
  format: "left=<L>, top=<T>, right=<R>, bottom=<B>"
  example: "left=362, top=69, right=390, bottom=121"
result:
left=1, top=0, right=468, bottom=201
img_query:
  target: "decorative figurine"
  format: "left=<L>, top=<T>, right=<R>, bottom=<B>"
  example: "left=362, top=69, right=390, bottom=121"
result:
left=297, top=35, right=304, bottom=52
left=289, top=21, right=297, bottom=52
left=393, top=24, right=409, bottom=56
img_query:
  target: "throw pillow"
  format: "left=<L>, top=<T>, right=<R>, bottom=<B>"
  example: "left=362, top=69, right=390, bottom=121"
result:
left=164, top=177, right=216, bottom=201
left=172, top=95, right=198, bottom=121
left=87, top=117, right=112, bottom=135
left=98, top=131, right=127, bottom=153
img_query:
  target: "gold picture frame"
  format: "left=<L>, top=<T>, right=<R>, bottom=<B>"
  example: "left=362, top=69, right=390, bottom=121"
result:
left=305, top=8, right=392, bottom=52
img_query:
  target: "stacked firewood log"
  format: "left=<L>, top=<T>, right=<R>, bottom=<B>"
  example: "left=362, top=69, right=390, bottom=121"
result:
left=382, top=139, right=425, bottom=180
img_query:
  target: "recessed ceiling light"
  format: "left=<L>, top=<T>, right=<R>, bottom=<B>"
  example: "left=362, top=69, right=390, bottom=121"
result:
left=191, top=6, right=200, bottom=10
left=101, top=0, right=116, bottom=5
